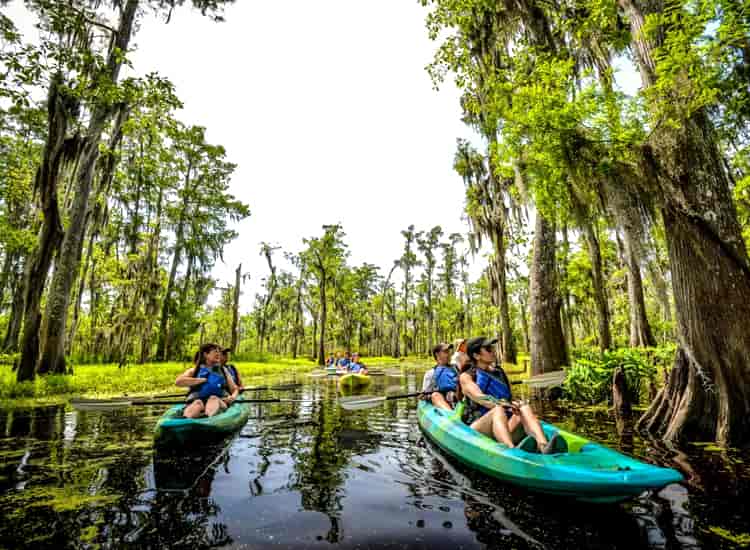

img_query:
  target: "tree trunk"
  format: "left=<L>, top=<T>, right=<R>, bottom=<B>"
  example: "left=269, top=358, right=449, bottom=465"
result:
left=490, top=235, right=517, bottom=364
left=0, top=251, right=15, bottom=309
left=3, top=259, right=25, bottom=352
left=16, top=74, right=71, bottom=382
left=622, top=0, right=750, bottom=445
left=37, top=0, right=138, bottom=375
left=318, top=282, right=326, bottom=365
left=622, top=227, right=656, bottom=347
left=560, top=225, right=576, bottom=348
left=585, top=222, right=611, bottom=351
left=612, top=366, right=632, bottom=418
left=529, top=212, right=567, bottom=375
left=231, top=264, right=241, bottom=351
left=156, top=164, right=191, bottom=360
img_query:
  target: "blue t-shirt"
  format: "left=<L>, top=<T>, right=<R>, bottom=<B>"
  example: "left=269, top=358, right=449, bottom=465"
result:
left=337, top=358, right=351, bottom=368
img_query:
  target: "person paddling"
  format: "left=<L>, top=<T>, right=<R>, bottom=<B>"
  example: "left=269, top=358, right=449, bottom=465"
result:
left=349, top=352, right=368, bottom=374
left=425, top=343, right=459, bottom=411
left=460, top=337, right=565, bottom=454
left=220, top=347, right=242, bottom=388
left=337, top=351, right=351, bottom=370
left=175, top=343, right=240, bottom=419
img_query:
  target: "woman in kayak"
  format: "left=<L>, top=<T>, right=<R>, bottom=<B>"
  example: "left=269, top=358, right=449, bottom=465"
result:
left=175, top=342, right=240, bottom=418
left=349, top=352, right=368, bottom=374
left=459, top=336, right=565, bottom=454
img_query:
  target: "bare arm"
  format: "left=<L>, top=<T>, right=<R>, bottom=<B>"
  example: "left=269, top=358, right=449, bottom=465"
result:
left=223, top=368, right=240, bottom=404
left=459, top=372, right=517, bottom=412
left=175, top=367, right=206, bottom=388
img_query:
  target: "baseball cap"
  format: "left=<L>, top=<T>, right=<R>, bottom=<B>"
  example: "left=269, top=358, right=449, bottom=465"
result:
left=432, top=342, right=453, bottom=358
left=466, top=337, right=498, bottom=358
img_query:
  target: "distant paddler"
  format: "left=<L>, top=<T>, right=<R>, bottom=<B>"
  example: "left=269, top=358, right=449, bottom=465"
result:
left=175, top=342, right=241, bottom=418
left=348, top=352, right=368, bottom=375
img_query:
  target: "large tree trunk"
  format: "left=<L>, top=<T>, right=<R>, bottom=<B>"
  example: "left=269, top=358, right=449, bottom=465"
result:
left=16, top=74, right=71, bottom=382
left=621, top=0, right=750, bottom=445
left=37, top=0, right=138, bottom=375
left=529, top=212, right=568, bottom=375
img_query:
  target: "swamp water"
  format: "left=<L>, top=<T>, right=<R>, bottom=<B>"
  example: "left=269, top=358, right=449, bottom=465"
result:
left=1, top=368, right=749, bottom=549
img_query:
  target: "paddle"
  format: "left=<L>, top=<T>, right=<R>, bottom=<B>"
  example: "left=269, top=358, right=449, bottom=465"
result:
left=70, top=396, right=315, bottom=411
left=143, top=382, right=302, bottom=400
left=339, top=380, right=526, bottom=411
left=338, top=391, right=427, bottom=411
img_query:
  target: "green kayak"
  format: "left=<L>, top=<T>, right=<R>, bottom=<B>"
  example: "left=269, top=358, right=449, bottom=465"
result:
left=154, top=401, right=251, bottom=447
left=339, top=373, right=372, bottom=390
left=418, top=401, right=683, bottom=503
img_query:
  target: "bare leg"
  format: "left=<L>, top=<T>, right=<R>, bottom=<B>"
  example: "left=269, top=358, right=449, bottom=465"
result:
left=184, top=400, right=205, bottom=418
left=471, top=407, right=514, bottom=447
left=205, top=395, right=227, bottom=417
left=431, top=392, right=453, bottom=411
left=517, top=404, right=548, bottom=450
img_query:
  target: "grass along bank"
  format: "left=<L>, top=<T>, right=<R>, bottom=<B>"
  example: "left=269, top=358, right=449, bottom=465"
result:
left=0, top=355, right=431, bottom=404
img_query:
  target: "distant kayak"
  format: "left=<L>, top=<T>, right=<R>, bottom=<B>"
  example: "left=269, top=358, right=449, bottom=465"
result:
left=154, top=401, right=251, bottom=447
left=418, top=401, right=683, bottom=503
left=339, top=373, right=372, bottom=390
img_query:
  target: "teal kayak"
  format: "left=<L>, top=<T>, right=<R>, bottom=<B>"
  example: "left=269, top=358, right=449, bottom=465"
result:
left=418, top=401, right=683, bottom=503
left=154, top=401, right=251, bottom=447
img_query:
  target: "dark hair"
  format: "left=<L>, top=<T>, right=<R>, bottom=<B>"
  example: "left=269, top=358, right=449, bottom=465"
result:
left=191, top=342, right=220, bottom=377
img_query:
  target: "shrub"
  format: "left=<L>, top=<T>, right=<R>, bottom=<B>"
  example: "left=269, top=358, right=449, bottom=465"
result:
left=563, top=346, right=672, bottom=405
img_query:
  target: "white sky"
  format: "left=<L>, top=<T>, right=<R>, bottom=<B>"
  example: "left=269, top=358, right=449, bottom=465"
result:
left=128, top=1, right=480, bottom=311
left=6, top=1, right=642, bottom=313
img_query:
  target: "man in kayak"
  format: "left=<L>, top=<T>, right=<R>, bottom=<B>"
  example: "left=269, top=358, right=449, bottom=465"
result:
left=422, top=343, right=459, bottom=410
left=460, top=337, right=565, bottom=454
left=220, top=347, right=242, bottom=388
left=175, top=342, right=241, bottom=418
left=337, top=351, right=351, bottom=370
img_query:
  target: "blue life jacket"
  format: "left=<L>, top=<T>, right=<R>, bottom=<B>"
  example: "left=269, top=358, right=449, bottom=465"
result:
left=194, top=365, right=228, bottom=401
left=461, top=366, right=512, bottom=424
left=350, top=362, right=364, bottom=373
left=432, top=365, right=458, bottom=393
left=338, top=358, right=351, bottom=368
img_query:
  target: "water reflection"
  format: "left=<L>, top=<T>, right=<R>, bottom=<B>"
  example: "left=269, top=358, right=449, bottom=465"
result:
left=0, top=370, right=749, bottom=548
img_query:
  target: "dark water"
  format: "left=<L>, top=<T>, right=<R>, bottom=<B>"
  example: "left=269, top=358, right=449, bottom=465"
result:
left=1, top=369, right=749, bottom=549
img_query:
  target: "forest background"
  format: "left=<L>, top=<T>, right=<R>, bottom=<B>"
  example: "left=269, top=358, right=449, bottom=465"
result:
left=0, top=0, right=749, bottom=446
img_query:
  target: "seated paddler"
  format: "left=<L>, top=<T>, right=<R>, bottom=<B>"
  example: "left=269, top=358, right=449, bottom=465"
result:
left=175, top=342, right=240, bottom=419
left=348, top=352, right=367, bottom=374
left=426, top=342, right=459, bottom=410
left=459, top=336, right=565, bottom=454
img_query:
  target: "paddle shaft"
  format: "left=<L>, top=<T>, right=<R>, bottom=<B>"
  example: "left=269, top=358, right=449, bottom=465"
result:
left=112, top=383, right=301, bottom=401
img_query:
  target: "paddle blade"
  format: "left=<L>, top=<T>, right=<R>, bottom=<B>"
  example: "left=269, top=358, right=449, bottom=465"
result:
left=338, top=395, right=385, bottom=411
left=70, top=398, right=133, bottom=411
left=523, top=370, right=566, bottom=388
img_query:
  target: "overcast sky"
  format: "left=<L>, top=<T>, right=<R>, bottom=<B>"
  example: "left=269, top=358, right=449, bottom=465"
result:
left=7, top=1, right=640, bottom=312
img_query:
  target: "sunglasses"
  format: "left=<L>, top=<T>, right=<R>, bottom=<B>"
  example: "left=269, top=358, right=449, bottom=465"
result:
left=482, top=345, right=496, bottom=353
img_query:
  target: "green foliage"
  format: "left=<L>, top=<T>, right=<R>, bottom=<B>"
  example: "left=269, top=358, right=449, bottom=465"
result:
left=563, top=346, right=675, bottom=405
